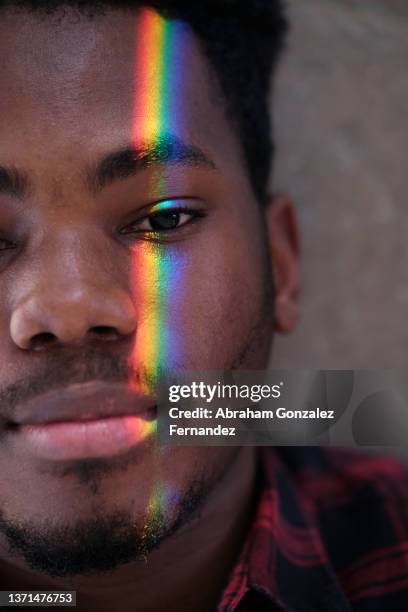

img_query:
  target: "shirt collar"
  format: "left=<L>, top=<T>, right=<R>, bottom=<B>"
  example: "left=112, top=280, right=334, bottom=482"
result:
left=219, top=448, right=352, bottom=612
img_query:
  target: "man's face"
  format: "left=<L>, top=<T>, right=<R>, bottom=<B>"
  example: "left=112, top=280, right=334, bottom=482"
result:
left=0, top=7, right=289, bottom=578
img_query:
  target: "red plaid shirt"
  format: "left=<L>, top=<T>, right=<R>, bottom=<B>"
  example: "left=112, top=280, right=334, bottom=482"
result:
left=217, top=447, right=408, bottom=611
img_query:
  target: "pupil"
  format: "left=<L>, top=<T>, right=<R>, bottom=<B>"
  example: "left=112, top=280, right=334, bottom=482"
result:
left=150, top=212, right=180, bottom=231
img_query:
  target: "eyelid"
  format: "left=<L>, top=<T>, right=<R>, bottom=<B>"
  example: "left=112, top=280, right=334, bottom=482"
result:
left=148, top=197, right=203, bottom=214
left=132, top=195, right=203, bottom=215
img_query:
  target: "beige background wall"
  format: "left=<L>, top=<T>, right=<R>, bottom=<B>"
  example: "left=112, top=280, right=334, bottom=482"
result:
left=271, top=0, right=408, bottom=369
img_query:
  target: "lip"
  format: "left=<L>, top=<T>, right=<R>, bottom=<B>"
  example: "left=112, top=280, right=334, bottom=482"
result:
left=8, top=381, right=157, bottom=461
left=12, top=380, right=156, bottom=425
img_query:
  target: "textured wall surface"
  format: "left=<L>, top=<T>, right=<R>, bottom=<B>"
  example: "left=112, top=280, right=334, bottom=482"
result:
left=271, top=0, right=408, bottom=369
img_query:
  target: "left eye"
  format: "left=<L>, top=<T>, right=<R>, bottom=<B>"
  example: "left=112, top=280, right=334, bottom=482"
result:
left=122, top=210, right=196, bottom=234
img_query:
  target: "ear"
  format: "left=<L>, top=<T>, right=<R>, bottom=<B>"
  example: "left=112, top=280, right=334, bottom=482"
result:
left=265, top=193, right=301, bottom=334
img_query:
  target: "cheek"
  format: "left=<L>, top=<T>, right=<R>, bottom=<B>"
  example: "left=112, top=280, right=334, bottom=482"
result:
left=188, top=205, right=269, bottom=366
left=185, top=236, right=267, bottom=367
left=128, top=216, right=268, bottom=374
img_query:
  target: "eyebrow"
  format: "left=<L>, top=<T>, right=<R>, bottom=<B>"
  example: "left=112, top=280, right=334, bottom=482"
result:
left=0, top=166, right=29, bottom=199
left=88, top=134, right=217, bottom=192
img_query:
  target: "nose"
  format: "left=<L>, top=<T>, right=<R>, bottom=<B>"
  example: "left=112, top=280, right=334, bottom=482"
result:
left=10, top=284, right=137, bottom=350
left=10, top=283, right=137, bottom=350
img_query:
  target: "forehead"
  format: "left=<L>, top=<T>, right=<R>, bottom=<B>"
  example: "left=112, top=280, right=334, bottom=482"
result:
left=0, top=7, right=241, bottom=176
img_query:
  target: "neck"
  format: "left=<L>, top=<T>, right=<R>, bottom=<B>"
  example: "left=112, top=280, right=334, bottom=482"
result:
left=0, top=447, right=258, bottom=612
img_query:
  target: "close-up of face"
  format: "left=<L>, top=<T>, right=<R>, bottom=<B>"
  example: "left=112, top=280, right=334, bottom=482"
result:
left=0, top=4, right=299, bottom=586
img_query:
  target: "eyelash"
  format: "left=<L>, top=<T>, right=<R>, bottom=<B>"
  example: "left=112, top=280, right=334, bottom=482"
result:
left=120, top=206, right=205, bottom=236
left=0, top=238, right=17, bottom=253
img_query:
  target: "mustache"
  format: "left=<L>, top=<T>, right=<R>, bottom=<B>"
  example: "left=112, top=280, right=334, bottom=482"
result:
left=0, top=346, right=158, bottom=422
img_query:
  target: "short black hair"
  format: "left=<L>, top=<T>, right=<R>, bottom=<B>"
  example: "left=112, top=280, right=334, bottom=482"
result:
left=1, top=0, right=288, bottom=204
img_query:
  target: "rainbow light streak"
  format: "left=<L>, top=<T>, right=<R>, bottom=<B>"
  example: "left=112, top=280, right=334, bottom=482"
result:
left=141, top=480, right=182, bottom=546
left=127, top=415, right=158, bottom=443
left=132, top=8, right=184, bottom=141
left=128, top=8, right=189, bottom=538
left=129, top=8, right=187, bottom=388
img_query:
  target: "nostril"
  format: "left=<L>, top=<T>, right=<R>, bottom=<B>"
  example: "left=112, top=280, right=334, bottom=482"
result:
left=30, top=332, right=58, bottom=351
left=89, top=326, right=119, bottom=341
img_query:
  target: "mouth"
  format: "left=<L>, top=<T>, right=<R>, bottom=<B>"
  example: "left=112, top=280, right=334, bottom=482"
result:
left=6, top=381, right=157, bottom=461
